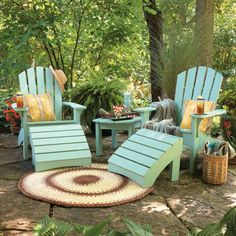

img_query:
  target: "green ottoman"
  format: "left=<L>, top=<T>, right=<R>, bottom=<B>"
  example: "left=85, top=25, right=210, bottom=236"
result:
left=108, top=128, right=183, bottom=187
left=29, top=124, right=91, bottom=172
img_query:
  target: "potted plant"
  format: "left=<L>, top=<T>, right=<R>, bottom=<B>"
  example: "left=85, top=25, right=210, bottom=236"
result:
left=3, top=97, right=21, bottom=135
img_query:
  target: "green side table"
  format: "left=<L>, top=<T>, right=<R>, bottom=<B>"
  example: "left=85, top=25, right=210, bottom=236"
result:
left=93, top=117, right=141, bottom=156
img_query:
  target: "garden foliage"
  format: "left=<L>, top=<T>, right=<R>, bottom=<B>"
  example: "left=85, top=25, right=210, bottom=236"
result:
left=34, top=206, right=236, bottom=236
left=72, top=72, right=126, bottom=127
left=0, top=88, right=15, bottom=131
left=0, top=0, right=235, bottom=122
left=3, top=97, right=21, bottom=126
left=218, top=78, right=236, bottom=117
left=0, top=0, right=148, bottom=89
left=190, top=206, right=236, bottom=236
left=34, top=215, right=153, bottom=236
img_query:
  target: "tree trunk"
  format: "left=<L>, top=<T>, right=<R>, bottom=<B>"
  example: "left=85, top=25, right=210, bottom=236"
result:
left=142, top=0, right=163, bottom=101
left=195, top=0, right=214, bottom=66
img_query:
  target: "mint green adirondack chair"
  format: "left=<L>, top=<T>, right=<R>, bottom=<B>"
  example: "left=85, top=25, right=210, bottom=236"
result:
left=13, top=66, right=91, bottom=171
left=161, top=66, right=226, bottom=173
left=134, top=66, right=226, bottom=174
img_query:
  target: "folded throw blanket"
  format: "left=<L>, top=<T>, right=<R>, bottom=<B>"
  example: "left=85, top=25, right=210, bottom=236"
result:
left=143, top=99, right=181, bottom=136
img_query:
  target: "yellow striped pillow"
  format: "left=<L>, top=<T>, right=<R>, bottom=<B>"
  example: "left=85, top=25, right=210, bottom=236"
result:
left=180, top=99, right=215, bottom=133
left=24, top=93, right=56, bottom=122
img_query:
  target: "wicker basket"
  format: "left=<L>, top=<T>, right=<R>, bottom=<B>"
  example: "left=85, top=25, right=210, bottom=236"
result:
left=202, top=151, right=228, bottom=185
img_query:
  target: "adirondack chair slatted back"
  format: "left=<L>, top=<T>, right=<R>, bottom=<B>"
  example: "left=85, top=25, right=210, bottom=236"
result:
left=174, top=66, right=223, bottom=125
left=19, top=66, right=62, bottom=120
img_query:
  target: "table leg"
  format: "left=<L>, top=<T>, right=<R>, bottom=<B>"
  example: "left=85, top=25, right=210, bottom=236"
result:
left=112, top=129, right=118, bottom=148
left=128, top=124, right=135, bottom=137
left=95, top=123, right=102, bottom=156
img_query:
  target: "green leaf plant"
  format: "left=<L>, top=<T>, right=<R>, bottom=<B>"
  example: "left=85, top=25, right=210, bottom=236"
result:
left=34, top=206, right=236, bottom=236
left=189, top=206, right=236, bottom=236
left=72, top=71, right=127, bottom=130
left=218, top=78, right=236, bottom=117
left=34, top=215, right=153, bottom=236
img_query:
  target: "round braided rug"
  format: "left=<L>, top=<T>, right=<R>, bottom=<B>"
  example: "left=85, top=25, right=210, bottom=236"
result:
left=18, top=164, right=154, bottom=207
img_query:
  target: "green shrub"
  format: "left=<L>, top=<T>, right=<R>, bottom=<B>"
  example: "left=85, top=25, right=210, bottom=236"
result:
left=218, top=78, right=236, bottom=117
left=211, top=116, right=221, bottom=137
left=0, top=88, right=15, bottom=131
left=72, top=72, right=127, bottom=127
left=0, top=88, right=14, bottom=114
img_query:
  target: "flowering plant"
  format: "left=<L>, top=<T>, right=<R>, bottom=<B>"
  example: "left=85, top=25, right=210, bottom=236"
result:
left=113, top=105, right=124, bottom=118
left=222, top=118, right=236, bottom=150
left=3, top=97, right=21, bottom=126
left=218, top=78, right=236, bottom=117
left=223, top=120, right=232, bottom=137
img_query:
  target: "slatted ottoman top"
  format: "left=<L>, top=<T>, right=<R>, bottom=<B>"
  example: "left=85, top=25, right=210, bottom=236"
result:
left=108, top=128, right=183, bottom=187
left=29, top=124, right=91, bottom=172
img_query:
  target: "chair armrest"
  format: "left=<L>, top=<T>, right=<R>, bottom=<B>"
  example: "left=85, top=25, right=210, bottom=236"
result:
left=133, top=107, right=156, bottom=127
left=63, top=102, right=86, bottom=124
left=190, top=109, right=226, bottom=138
left=191, top=109, right=226, bottom=119
left=12, top=103, right=28, bottom=112
left=63, top=102, right=86, bottom=110
left=179, top=128, right=192, bottom=134
left=133, top=107, right=156, bottom=113
left=12, top=103, right=28, bottom=128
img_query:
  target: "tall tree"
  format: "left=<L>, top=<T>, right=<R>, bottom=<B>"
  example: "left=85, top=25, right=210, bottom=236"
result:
left=0, top=0, right=148, bottom=90
left=142, top=0, right=163, bottom=101
left=195, top=0, right=215, bottom=66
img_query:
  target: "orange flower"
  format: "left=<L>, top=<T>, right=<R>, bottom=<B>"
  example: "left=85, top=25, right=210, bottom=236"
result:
left=3, top=98, right=21, bottom=125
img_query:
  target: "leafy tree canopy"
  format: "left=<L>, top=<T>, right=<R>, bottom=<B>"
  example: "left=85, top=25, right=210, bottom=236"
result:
left=0, top=0, right=235, bottom=99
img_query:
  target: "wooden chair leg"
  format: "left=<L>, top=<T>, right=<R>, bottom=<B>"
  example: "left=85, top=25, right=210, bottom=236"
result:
left=23, top=127, right=29, bottom=160
left=169, top=156, right=180, bottom=181
left=189, top=147, right=199, bottom=174
left=183, top=132, right=205, bottom=174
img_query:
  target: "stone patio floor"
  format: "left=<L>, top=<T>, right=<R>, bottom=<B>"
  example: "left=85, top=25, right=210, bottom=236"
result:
left=0, top=130, right=236, bottom=236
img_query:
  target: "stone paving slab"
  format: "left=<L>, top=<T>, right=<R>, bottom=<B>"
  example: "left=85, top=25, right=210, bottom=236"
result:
left=155, top=169, right=236, bottom=229
left=204, top=168, right=236, bottom=202
left=0, top=133, right=18, bottom=149
left=0, top=179, right=49, bottom=232
left=0, top=148, right=23, bottom=166
left=0, top=160, right=33, bottom=180
left=53, top=194, right=188, bottom=235
left=166, top=193, right=235, bottom=229
left=1, top=230, right=33, bottom=236
left=1, top=132, right=236, bottom=235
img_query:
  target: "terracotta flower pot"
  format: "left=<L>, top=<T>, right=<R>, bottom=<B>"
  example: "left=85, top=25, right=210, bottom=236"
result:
left=10, top=125, right=20, bottom=135
left=10, top=119, right=21, bottom=135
